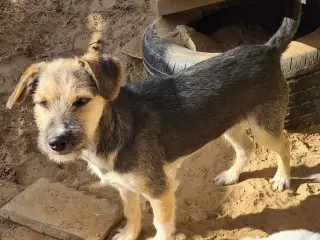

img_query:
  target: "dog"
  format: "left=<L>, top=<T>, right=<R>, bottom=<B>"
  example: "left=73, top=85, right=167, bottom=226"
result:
left=240, top=230, right=320, bottom=240
left=7, top=0, right=301, bottom=239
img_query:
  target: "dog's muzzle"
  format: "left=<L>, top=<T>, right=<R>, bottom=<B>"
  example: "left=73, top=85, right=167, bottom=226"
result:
left=48, top=133, right=70, bottom=152
left=46, top=127, right=82, bottom=155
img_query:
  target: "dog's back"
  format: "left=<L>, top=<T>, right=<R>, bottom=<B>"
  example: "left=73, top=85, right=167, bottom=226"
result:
left=126, top=45, right=282, bottom=158
left=126, top=0, right=301, bottom=160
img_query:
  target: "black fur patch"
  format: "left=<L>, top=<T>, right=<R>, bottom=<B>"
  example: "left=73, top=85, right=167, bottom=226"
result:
left=94, top=0, right=301, bottom=195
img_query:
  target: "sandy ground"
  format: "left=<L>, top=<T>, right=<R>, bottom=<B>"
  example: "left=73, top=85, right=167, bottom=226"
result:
left=0, top=0, right=319, bottom=239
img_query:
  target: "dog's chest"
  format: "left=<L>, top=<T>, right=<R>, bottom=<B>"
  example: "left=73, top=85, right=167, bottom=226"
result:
left=82, top=150, right=111, bottom=174
left=81, top=150, right=140, bottom=192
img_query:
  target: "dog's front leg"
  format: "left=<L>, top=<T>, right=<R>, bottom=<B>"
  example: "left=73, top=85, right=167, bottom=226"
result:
left=113, top=188, right=141, bottom=240
left=148, top=182, right=176, bottom=240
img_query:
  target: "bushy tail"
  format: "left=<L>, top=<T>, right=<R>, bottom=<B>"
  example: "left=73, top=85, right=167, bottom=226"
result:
left=266, top=0, right=302, bottom=52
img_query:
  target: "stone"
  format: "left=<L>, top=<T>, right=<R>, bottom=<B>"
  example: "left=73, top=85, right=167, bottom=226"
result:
left=0, top=178, right=122, bottom=240
left=151, top=0, right=226, bottom=16
left=120, top=34, right=143, bottom=59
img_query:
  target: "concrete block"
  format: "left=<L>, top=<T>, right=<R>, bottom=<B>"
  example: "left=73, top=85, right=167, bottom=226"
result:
left=121, top=34, right=143, bottom=59
left=0, top=178, right=122, bottom=240
left=151, top=0, right=226, bottom=16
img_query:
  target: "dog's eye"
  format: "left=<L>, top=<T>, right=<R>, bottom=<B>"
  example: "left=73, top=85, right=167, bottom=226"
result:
left=37, top=100, right=48, bottom=108
left=73, top=98, right=91, bottom=108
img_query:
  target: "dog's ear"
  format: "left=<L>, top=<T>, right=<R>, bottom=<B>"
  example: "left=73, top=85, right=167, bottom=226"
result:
left=7, top=63, right=43, bottom=109
left=79, top=53, right=124, bottom=101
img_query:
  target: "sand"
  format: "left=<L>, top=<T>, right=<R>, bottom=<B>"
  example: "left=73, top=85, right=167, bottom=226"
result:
left=0, top=0, right=319, bottom=239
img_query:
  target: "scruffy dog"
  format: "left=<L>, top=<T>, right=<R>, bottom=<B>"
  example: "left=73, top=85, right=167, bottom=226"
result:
left=7, top=0, right=301, bottom=239
left=241, top=229, right=320, bottom=240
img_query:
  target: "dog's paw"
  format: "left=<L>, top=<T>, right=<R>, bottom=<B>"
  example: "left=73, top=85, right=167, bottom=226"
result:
left=112, top=227, right=139, bottom=240
left=214, top=169, right=239, bottom=186
left=100, top=179, right=107, bottom=185
left=270, top=175, right=290, bottom=192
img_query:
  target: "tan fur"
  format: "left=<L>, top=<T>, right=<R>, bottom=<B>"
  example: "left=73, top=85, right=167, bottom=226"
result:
left=7, top=54, right=150, bottom=240
left=7, top=63, right=42, bottom=108
left=80, top=53, right=124, bottom=101
left=34, top=60, right=105, bottom=161
left=249, top=123, right=291, bottom=192
left=7, top=50, right=295, bottom=240
left=214, top=120, right=291, bottom=192
left=7, top=53, right=182, bottom=239
left=106, top=172, right=152, bottom=196
left=113, top=188, right=141, bottom=240
left=80, top=96, right=106, bottom=142
left=148, top=180, right=176, bottom=240
left=88, top=162, right=176, bottom=240
left=7, top=53, right=181, bottom=240
left=215, top=122, right=255, bottom=185
left=84, top=149, right=118, bottom=178
left=7, top=55, right=121, bottom=163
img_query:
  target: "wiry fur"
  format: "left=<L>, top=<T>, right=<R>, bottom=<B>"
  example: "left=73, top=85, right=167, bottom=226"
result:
left=7, top=0, right=302, bottom=239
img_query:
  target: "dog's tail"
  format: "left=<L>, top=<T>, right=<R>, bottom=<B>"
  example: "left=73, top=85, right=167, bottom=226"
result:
left=265, top=0, right=302, bottom=52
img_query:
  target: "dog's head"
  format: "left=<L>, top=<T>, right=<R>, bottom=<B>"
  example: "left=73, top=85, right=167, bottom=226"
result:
left=7, top=53, right=123, bottom=163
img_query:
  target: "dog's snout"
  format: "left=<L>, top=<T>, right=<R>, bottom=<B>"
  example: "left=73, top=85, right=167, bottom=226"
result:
left=45, top=119, right=83, bottom=154
left=48, top=135, right=68, bottom=152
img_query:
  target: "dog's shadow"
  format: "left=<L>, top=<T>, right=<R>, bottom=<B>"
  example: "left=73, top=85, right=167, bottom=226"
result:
left=240, top=163, right=320, bottom=190
left=222, top=164, right=320, bottom=235
left=174, top=162, right=320, bottom=239
left=213, top=194, right=320, bottom=234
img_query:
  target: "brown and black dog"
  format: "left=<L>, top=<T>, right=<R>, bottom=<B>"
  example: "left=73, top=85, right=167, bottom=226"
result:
left=7, top=0, right=301, bottom=239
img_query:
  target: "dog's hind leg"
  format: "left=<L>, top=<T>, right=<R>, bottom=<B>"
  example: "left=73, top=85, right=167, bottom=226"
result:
left=250, top=121, right=291, bottom=192
left=214, top=122, right=255, bottom=185
left=248, top=88, right=290, bottom=192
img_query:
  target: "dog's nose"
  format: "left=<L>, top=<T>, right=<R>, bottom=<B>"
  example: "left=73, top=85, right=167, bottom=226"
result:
left=48, top=136, right=68, bottom=152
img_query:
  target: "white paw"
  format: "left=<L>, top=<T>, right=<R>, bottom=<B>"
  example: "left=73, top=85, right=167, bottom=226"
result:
left=214, top=169, right=240, bottom=185
left=100, top=179, right=107, bottom=185
left=270, top=175, right=290, bottom=192
left=112, top=227, right=139, bottom=240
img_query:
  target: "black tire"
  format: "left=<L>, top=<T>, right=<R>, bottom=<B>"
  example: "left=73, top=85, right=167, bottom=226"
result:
left=142, top=20, right=320, bottom=131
